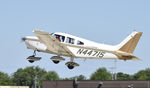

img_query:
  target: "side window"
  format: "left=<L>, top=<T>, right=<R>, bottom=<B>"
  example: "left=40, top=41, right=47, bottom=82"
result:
left=66, top=37, right=75, bottom=44
left=61, top=36, right=65, bottom=42
left=54, top=34, right=65, bottom=42
left=77, top=40, right=84, bottom=45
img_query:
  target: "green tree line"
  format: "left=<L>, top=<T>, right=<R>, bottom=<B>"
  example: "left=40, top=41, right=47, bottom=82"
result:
left=0, top=66, right=150, bottom=87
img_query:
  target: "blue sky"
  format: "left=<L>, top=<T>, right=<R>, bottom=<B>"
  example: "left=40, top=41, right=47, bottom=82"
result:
left=0, top=0, right=150, bottom=78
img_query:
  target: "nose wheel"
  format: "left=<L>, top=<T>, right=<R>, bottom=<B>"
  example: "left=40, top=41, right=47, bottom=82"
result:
left=50, top=56, right=65, bottom=64
left=53, top=60, right=60, bottom=64
left=68, top=64, right=74, bottom=69
left=27, top=55, right=35, bottom=63
left=27, top=50, right=41, bottom=63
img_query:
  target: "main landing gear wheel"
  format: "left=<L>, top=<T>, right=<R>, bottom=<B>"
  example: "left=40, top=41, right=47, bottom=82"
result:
left=50, top=56, right=65, bottom=64
left=65, top=62, right=79, bottom=70
left=53, top=60, right=60, bottom=64
left=29, top=60, right=34, bottom=63
left=68, top=64, right=74, bottom=69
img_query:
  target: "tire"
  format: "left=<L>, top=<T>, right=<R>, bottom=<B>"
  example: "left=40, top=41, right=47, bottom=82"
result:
left=29, top=60, right=34, bottom=63
left=68, top=65, right=74, bottom=69
left=53, top=60, right=60, bottom=64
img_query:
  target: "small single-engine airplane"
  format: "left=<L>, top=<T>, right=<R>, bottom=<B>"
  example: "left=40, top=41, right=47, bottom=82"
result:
left=22, top=30, right=142, bottom=69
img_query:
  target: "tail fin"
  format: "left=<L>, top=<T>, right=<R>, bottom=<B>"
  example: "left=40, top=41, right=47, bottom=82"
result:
left=116, top=31, right=142, bottom=54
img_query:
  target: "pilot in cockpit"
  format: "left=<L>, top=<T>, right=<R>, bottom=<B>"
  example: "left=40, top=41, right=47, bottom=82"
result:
left=56, top=35, right=61, bottom=42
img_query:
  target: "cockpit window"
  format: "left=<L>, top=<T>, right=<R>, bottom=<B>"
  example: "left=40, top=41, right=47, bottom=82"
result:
left=77, top=40, right=84, bottom=45
left=51, top=33, right=54, bottom=35
left=54, top=34, right=65, bottom=42
left=66, top=37, right=75, bottom=44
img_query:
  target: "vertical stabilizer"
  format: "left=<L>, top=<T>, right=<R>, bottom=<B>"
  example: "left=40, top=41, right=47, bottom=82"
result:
left=116, top=31, right=142, bottom=54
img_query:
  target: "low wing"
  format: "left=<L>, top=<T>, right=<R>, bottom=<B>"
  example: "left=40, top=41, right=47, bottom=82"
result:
left=33, top=30, right=75, bottom=57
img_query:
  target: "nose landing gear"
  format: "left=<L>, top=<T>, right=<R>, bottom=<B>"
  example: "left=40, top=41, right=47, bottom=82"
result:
left=27, top=50, right=41, bottom=63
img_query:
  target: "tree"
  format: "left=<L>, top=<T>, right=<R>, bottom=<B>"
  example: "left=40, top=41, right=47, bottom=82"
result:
left=117, top=72, right=131, bottom=80
left=90, top=68, right=111, bottom=80
left=12, top=66, right=47, bottom=87
left=43, top=71, right=59, bottom=80
left=0, top=71, right=12, bottom=85
left=132, top=68, right=150, bottom=80
left=77, top=75, right=86, bottom=80
left=63, top=75, right=86, bottom=80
